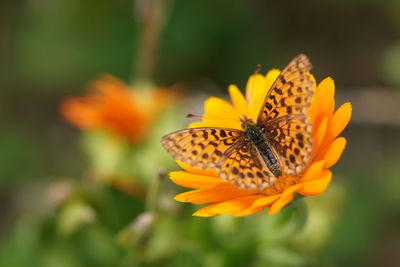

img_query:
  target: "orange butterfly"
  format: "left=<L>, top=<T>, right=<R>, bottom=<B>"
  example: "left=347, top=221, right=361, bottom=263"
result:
left=161, top=55, right=314, bottom=191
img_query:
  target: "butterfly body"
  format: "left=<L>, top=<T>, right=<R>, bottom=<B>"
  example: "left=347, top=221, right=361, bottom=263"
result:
left=161, top=54, right=314, bottom=191
left=242, top=118, right=282, bottom=178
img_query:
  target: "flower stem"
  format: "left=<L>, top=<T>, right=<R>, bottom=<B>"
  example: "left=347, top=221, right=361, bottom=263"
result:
left=144, top=167, right=166, bottom=213
left=132, top=0, right=174, bottom=84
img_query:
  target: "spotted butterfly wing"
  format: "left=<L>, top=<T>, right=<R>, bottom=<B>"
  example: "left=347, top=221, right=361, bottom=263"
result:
left=219, top=140, right=276, bottom=190
left=258, top=54, right=314, bottom=175
left=161, top=128, right=276, bottom=190
left=161, top=128, right=242, bottom=170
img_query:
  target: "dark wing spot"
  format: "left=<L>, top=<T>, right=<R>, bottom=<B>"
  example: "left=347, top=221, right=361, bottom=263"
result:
left=296, top=133, right=304, bottom=141
left=232, top=167, right=239, bottom=174
left=247, top=172, right=254, bottom=178
left=256, top=171, right=263, bottom=178
left=297, top=87, right=302, bottom=93
left=215, top=150, right=222, bottom=156
left=220, top=130, right=227, bottom=138
left=275, top=87, right=283, bottom=95
left=202, top=153, right=209, bottom=159
left=289, top=154, right=296, bottom=164
left=209, top=141, right=218, bottom=147
left=192, top=150, right=198, bottom=155
left=299, top=141, right=304, bottom=148
left=294, top=148, right=300, bottom=155
left=295, top=97, right=302, bottom=104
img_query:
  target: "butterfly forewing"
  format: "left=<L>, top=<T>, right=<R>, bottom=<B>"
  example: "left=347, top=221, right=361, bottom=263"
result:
left=258, top=54, right=314, bottom=175
left=219, top=141, right=276, bottom=190
left=161, top=128, right=243, bottom=170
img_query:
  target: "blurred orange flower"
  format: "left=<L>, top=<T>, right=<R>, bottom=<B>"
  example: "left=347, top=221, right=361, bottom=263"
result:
left=169, top=70, right=352, bottom=216
left=61, top=75, right=172, bottom=144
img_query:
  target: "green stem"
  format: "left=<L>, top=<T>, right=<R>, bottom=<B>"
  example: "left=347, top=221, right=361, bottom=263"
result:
left=144, top=167, right=166, bottom=213
left=132, top=0, right=174, bottom=84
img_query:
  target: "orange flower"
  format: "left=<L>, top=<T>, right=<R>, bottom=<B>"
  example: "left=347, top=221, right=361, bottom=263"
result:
left=61, top=75, right=172, bottom=144
left=169, top=70, right=352, bottom=216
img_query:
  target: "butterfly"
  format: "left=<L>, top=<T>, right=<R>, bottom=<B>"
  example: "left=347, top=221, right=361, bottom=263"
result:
left=161, top=54, right=314, bottom=191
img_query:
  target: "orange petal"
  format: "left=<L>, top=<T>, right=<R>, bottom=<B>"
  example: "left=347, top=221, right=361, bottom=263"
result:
left=268, top=193, right=294, bottom=215
left=326, top=102, right=352, bottom=141
left=169, top=171, right=222, bottom=189
left=301, top=161, right=325, bottom=182
left=209, top=195, right=262, bottom=215
left=174, top=183, right=257, bottom=204
left=193, top=203, right=220, bottom=217
left=202, top=97, right=242, bottom=129
left=234, top=195, right=280, bottom=217
left=322, top=137, right=347, bottom=168
left=176, top=161, right=218, bottom=177
left=309, top=77, right=335, bottom=123
left=60, top=97, right=100, bottom=129
left=281, top=184, right=302, bottom=199
left=312, top=116, right=328, bottom=155
left=188, top=122, right=208, bottom=128
left=228, top=85, right=247, bottom=117
left=298, top=170, right=332, bottom=196
left=247, top=70, right=280, bottom=121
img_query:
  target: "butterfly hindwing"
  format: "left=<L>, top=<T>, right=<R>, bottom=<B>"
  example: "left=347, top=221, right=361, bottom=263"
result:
left=219, top=140, right=276, bottom=190
left=161, top=127, right=243, bottom=170
left=266, top=115, right=313, bottom=175
left=258, top=54, right=314, bottom=175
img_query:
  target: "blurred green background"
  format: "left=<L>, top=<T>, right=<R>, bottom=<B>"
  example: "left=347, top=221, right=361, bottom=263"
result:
left=1, top=0, right=400, bottom=266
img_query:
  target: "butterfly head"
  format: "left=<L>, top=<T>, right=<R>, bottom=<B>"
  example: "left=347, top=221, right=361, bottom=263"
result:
left=240, top=115, right=256, bottom=131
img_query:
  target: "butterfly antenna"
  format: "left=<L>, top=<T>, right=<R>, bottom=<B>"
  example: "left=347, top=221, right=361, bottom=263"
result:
left=255, top=64, right=262, bottom=74
left=187, top=113, right=203, bottom=119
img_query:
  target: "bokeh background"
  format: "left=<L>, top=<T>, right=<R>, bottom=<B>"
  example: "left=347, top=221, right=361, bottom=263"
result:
left=1, top=0, right=400, bottom=266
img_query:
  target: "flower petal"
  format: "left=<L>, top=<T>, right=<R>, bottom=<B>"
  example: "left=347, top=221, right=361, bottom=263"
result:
left=201, top=97, right=242, bottom=129
left=170, top=171, right=222, bottom=189
left=210, top=195, right=262, bottom=215
left=174, top=183, right=257, bottom=204
left=309, top=77, right=335, bottom=123
left=281, top=184, right=302, bottom=199
left=301, top=160, right=325, bottom=182
left=327, top=102, right=352, bottom=141
left=193, top=203, right=220, bottom=217
left=228, top=85, right=247, bottom=117
left=176, top=161, right=218, bottom=177
left=247, top=70, right=280, bottom=121
left=322, top=137, right=347, bottom=168
left=268, top=193, right=294, bottom=215
left=312, top=116, right=328, bottom=155
left=298, top=170, right=332, bottom=195
left=234, top=195, right=280, bottom=217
